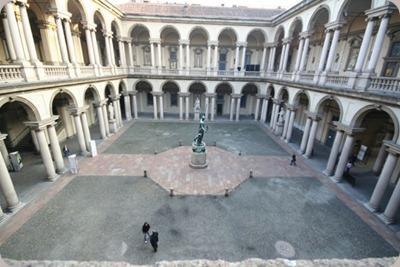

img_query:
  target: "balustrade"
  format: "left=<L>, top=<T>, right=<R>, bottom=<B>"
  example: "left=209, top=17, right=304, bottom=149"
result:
left=0, top=65, right=23, bottom=82
left=43, top=65, right=68, bottom=79
left=369, top=77, right=400, bottom=93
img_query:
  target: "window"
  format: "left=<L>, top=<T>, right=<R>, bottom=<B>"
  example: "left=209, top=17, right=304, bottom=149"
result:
left=194, top=48, right=203, bottom=68
left=147, top=93, right=153, bottom=106
left=240, top=95, right=247, bottom=108
left=170, top=93, right=178, bottom=106
left=169, top=47, right=177, bottom=69
left=382, top=40, right=400, bottom=77
left=143, top=46, right=151, bottom=66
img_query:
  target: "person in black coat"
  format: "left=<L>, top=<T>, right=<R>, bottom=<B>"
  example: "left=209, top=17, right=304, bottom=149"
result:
left=142, top=222, right=150, bottom=243
left=150, top=231, right=159, bottom=252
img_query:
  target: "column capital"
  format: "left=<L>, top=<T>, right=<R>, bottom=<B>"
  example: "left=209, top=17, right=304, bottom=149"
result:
left=236, top=42, right=247, bottom=47
left=0, top=133, right=8, bottom=141
left=282, top=37, right=292, bottom=44
left=299, top=31, right=313, bottom=38
left=205, top=93, right=216, bottom=97
left=94, top=99, right=107, bottom=108
left=384, top=141, right=400, bottom=155
left=265, top=42, right=278, bottom=47
left=102, top=30, right=113, bottom=38
left=207, top=41, right=218, bottom=46
left=151, top=91, right=163, bottom=96
left=178, top=92, right=190, bottom=97
left=69, top=106, right=89, bottom=116
left=49, top=9, right=72, bottom=20
left=24, top=116, right=59, bottom=130
left=305, top=111, right=320, bottom=121
left=272, top=98, right=281, bottom=105
left=325, top=21, right=345, bottom=31
left=179, top=39, right=190, bottom=45
left=285, top=104, right=297, bottom=111
left=256, top=94, right=267, bottom=99
left=121, top=37, right=132, bottom=43
left=81, top=21, right=96, bottom=31
left=333, top=122, right=365, bottom=135
left=150, top=38, right=161, bottom=44
left=231, top=94, right=242, bottom=98
left=128, top=90, right=138, bottom=96
left=365, top=5, right=396, bottom=19
left=111, top=94, right=121, bottom=101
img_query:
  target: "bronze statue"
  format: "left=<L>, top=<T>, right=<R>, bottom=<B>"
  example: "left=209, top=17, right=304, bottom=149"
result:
left=193, top=113, right=208, bottom=152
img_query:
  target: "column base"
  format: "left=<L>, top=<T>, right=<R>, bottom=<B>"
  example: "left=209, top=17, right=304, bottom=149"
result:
left=48, top=174, right=60, bottom=182
left=322, top=169, right=333, bottom=176
left=329, top=175, right=342, bottom=183
left=56, top=167, right=68, bottom=175
left=364, top=202, right=378, bottom=213
left=80, top=151, right=90, bottom=157
left=7, top=201, right=23, bottom=213
left=378, top=213, right=394, bottom=225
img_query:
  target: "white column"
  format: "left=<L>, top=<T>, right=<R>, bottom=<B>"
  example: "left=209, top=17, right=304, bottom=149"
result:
left=36, top=128, right=58, bottom=180
left=368, top=150, right=398, bottom=211
left=2, top=16, right=16, bottom=61
left=254, top=98, right=260, bottom=121
left=104, top=33, right=112, bottom=66
left=47, top=124, right=66, bottom=174
left=55, top=16, right=69, bottom=64
left=354, top=18, right=375, bottom=73
left=206, top=44, right=211, bottom=71
left=229, top=97, right=235, bottom=121
left=132, top=94, right=138, bottom=119
left=19, top=3, right=38, bottom=62
left=260, top=46, right=267, bottom=71
left=119, top=40, right=126, bottom=66
left=213, top=45, right=218, bottom=71
left=282, top=109, right=291, bottom=138
left=323, top=130, right=344, bottom=176
left=294, top=38, right=305, bottom=72
left=91, top=30, right=101, bottom=65
left=373, top=134, right=392, bottom=174
left=210, top=96, right=216, bottom=121
left=205, top=96, right=210, bottom=120
left=84, top=28, right=95, bottom=65
left=63, top=20, right=77, bottom=64
left=0, top=138, right=10, bottom=170
left=234, top=44, right=240, bottom=71
left=305, top=118, right=319, bottom=158
left=0, top=151, right=20, bottom=210
left=282, top=42, right=290, bottom=72
left=185, top=96, right=190, bottom=120
left=299, top=37, right=310, bottom=72
left=186, top=44, right=190, bottom=73
left=300, top=117, right=312, bottom=153
left=150, top=42, right=155, bottom=68
left=278, top=44, right=286, bottom=71
left=270, top=103, right=277, bottom=128
left=382, top=177, right=400, bottom=224
left=102, top=104, right=110, bottom=136
left=272, top=103, right=280, bottom=130
left=5, top=3, right=25, bottom=62
left=367, top=15, right=390, bottom=73
left=179, top=43, right=183, bottom=70
left=128, top=42, right=134, bottom=67
left=260, top=98, right=269, bottom=122
left=109, top=36, right=116, bottom=66
left=153, top=94, right=158, bottom=119
left=324, top=27, right=341, bottom=72
left=240, top=45, right=247, bottom=71
left=81, top=112, right=92, bottom=151
left=235, top=97, right=241, bottom=122
left=124, top=95, right=132, bottom=120
left=96, top=105, right=106, bottom=139
left=159, top=95, right=164, bottom=120
left=285, top=109, right=296, bottom=142
left=116, top=100, right=123, bottom=126
left=333, top=134, right=355, bottom=182
left=179, top=96, right=183, bottom=120
left=72, top=113, right=88, bottom=155
left=316, top=30, right=332, bottom=73
left=269, top=46, right=277, bottom=71
left=157, top=42, right=162, bottom=69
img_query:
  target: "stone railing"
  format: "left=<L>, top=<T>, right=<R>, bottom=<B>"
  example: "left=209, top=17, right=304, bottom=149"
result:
left=325, top=73, right=349, bottom=88
left=298, top=72, right=315, bottom=83
left=161, top=68, right=180, bottom=75
left=79, top=66, right=95, bottom=77
left=189, top=69, right=207, bottom=76
left=43, top=65, right=68, bottom=79
left=282, top=72, right=293, bottom=81
left=0, top=65, right=24, bottom=83
left=368, top=77, right=400, bottom=93
left=245, top=71, right=261, bottom=77
left=102, top=66, right=113, bottom=76
left=133, top=66, right=152, bottom=74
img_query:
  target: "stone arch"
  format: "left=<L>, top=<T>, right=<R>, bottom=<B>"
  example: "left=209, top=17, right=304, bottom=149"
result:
left=93, top=10, right=106, bottom=30
left=293, top=90, right=311, bottom=108
left=68, top=0, right=88, bottom=22
left=188, top=26, right=209, bottom=42
left=307, top=5, right=331, bottom=31
left=134, top=79, right=153, bottom=91
left=160, top=25, right=181, bottom=39
left=246, top=29, right=267, bottom=45
left=218, top=27, right=238, bottom=45
left=214, top=82, right=233, bottom=94
left=277, top=87, right=289, bottom=102
left=105, top=83, right=117, bottom=98
left=315, top=95, right=344, bottom=122
left=335, top=0, right=372, bottom=23
left=351, top=105, right=399, bottom=142
left=0, top=97, right=40, bottom=121
left=118, top=80, right=128, bottom=94
left=129, top=24, right=151, bottom=39
left=162, top=80, right=181, bottom=92
left=274, top=26, right=285, bottom=42
left=289, top=17, right=303, bottom=37
left=49, top=89, right=78, bottom=115
left=267, top=84, right=275, bottom=98
left=241, top=83, right=259, bottom=95
left=83, top=86, right=100, bottom=103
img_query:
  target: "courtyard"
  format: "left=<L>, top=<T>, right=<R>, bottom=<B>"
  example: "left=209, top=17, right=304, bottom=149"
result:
left=0, top=121, right=398, bottom=264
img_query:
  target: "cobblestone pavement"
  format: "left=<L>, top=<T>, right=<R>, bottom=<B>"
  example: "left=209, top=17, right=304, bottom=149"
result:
left=79, top=146, right=312, bottom=195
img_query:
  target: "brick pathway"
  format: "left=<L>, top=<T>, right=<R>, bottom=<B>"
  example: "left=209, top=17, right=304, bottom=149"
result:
left=79, top=146, right=313, bottom=195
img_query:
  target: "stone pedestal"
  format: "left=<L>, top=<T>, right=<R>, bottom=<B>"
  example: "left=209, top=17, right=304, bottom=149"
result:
left=275, top=121, right=284, bottom=136
left=194, top=111, right=200, bottom=121
left=190, top=151, right=208, bottom=169
left=109, top=119, right=117, bottom=133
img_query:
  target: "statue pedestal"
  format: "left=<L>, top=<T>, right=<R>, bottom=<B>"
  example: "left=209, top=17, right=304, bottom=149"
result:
left=190, top=151, right=208, bottom=169
left=109, top=119, right=117, bottom=133
left=275, top=121, right=284, bottom=136
left=190, top=142, right=207, bottom=169
left=194, top=111, right=200, bottom=121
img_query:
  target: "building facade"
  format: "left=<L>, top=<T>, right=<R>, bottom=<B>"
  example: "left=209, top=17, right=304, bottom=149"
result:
left=1, top=0, right=400, bottom=228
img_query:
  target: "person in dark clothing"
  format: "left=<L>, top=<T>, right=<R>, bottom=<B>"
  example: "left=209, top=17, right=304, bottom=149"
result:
left=150, top=231, right=159, bottom=252
left=142, top=222, right=150, bottom=244
left=290, top=154, right=296, bottom=166
left=63, top=145, right=70, bottom=157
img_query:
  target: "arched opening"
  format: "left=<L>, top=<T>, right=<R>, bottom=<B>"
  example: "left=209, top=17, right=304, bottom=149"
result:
left=246, top=30, right=265, bottom=72
left=189, top=27, right=208, bottom=71
left=130, top=25, right=150, bottom=68
left=265, top=86, right=275, bottom=123
left=0, top=100, right=41, bottom=208
left=218, top=28, right=237, bottom=72
left=287, top=19, right=303, bottom=72
left=83, top=87, right=102, bottom=140
left=189, top=82, right=206, bottom=117
left=111, top=21, right=121, bottom=67
left=273, top=26, right=285, bottom=72
left=162, top=81, right=180, bottom=118
left=306, top=7, right=330, bottom=72
left=240, top=83, right=258, bottom=119
left=215, top=83, right=232, bottom=117
left=51, top=92, right=76, bottom=143
left=68, top=0, right=90, bottom=66
left=26, top=7, right=44, bottom=62
left=94, top=11, right=107, bottom=66
left=160, top=26, right=180, bottom=70
left=135, top=80, right=153, bottom=116
left=290, top=92, right=309, bottom=146
left=118, top=82, right=127, bottom=119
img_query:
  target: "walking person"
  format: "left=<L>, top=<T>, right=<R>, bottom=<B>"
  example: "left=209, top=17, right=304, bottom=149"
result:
left=142, top=222, right=150, bottom=244
left=63, top=145, right=70, bottom=158
left=150, top=231, right=159, bottom=252
left=290, top=154, right=296, bottom=166
left=345, top=160, right=353, bottom=175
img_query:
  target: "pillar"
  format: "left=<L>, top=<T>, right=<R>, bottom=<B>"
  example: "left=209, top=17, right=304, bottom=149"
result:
left=234, top=44, right=240, bottom=71
left=324, top=130, right=344, bottom=176
left=206, top=44, right=211, bottom=71
left=186, top=44, right=190, bottom=73
left=354, top=18, right=375, bottom=73
left=72, top=113, right=88, bottom=155
left=47, top=123, right=66, bottom=174
left=179, top=95, right=183, bottom=120
left=324, top=27, right=341, bottom=72
left=304, top=118, right=319, bottom=158
left=80, top=112, right=92, bottom=152
left=179, top=43, right=183, bottom=70
left=84, top=28, right=95, bottom=65
left=109, top=36, right=116, bottom=66
left=281, top=41, right=290, bottom=72
left=300, top=117, right=312, bottom=153
left=299, top=36, right=310, bottom=72
left=128, top=42, right=134, bottom=68
left=229, top=97, right=235, bottom=121
left=254, top=97, right=260, bottom=121
left=5, top=2, right=25, bottom=62
left=260, top=98, right=268, bottom=122
left=102, top=104, right=110, bottom=137
left=213, top=44, right=218, bottom=71
left=2, top=16, right=16, bottom=61
left=316, top=30, right=332, bottom=73
left=260, top=46, right=267, bottom=71
left=0, top=136, right=11, bottom=170
left=150, top=42, right=155, bottom=68
left=104, top=33, right=112, bottom=66
left=55, top=16, right=69, bottom=64
left=91, top=29, right=101, bottom=65
left=19, top=3, right=39, bottom=63
left=0, top=151, right=20, bottom=210
left=368, top=149, right=398, bottom=212
left=333, top=134, right=355, bottom=182
left=159, top=95, right=164, bottom=120
left=63, top=19, right=77, bottom=64
left=95, top=104, right=106, bottom=139
left=36, top=128, right=58, bottom=180
left=185, top=96, right=189, bottom=120
left=282, top=109, right=291, bottom=139
left=205, top=96, right=210, bottom=120
left=240, top=44, right=247, bottom=71
left=373, top=134, right=392, bottom=174
left=124, top=94, right=132, bottom=120
left=367, top=15, right=390, bottom=73
left=153, top=94, right=158, bottom=119
left=235, top=96, right=241, bottom=121
left=132, top=94, right=138, bottom=119
left=382, top=177, right=400, bottom=224
left=210, top=96, right=216, bottom=121
left=157, top=41, right=162, bottom=69
left=294, top=38, right=304, bottom=72
left=285, top=108, right=296, bottom=142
